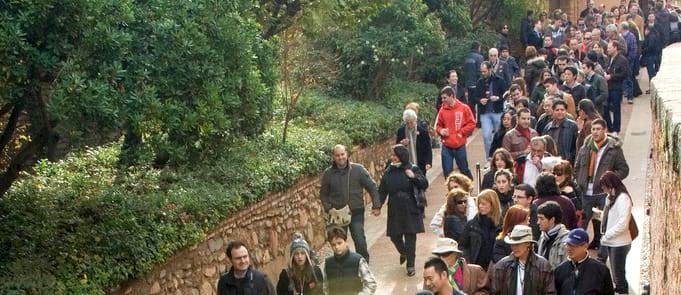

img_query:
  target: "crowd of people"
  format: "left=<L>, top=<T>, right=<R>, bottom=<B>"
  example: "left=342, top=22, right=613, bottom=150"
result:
left=214, top=1, right=677, bottom=294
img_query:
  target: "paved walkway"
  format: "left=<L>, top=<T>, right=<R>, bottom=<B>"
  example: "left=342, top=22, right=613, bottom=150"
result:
left=350, top=73, right=651, bottom=294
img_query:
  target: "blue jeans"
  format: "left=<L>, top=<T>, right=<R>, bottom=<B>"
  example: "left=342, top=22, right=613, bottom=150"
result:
left=604, top=244, right=631, bottom=293
left=480, top=112, right=502, bottom=158
left=604, top=89, right=622, bottom=132
left=624, top=57, right=636, bottom=99
left=646, top=55, right=659, bottom=80
left=346, top=209, right=370, bottom=262
left=441, top=145, right=473, bottom=180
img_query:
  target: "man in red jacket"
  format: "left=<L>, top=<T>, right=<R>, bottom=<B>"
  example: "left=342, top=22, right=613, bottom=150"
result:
left=436, top=86, right=476, bottom=180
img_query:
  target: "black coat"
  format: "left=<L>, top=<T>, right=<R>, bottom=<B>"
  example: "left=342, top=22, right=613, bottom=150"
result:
left=489, top=126, right=511, bottom=158
left=443, top=214, right=467, bottom=242
left=378, top=164, right=428, bottom=236
left=520, top=18, right=533, bottom=47
left=218, top=267, right=276, bottom=295
left=527, top=30, right=544, bottom=49
left=277, top=266, right=324, bottom=295
left=475, top=75, right=507, bottom=114
left=396, top=123, right=432, bottom=173
left=543, top=118, right=579, bottom=163
left=605, top=54, right=629, bottom=91
left=642, top=29, right=662, bottom=58
left=492, top=238, right=511, bottom=264
left=554, top=257, right=614, bottom=295
left=464, top=50, right=485, bottom=88
left=460, top=215, right=500, bottom=270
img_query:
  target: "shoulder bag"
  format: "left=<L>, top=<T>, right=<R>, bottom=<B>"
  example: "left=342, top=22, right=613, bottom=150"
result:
left=327, top=165, right=352, bottom=227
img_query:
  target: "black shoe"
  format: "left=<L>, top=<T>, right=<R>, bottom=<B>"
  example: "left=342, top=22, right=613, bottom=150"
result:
left=400, top=255, right=406, bottom=265
left=407, top=267, right=415, bottom=276
left=646, top=90, right=651, bottom=94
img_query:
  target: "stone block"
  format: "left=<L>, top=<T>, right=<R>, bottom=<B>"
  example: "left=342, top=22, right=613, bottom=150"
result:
left=150, top=282, right=161, bottom=294
left=200, top=281, right=213, bottom=295
left=208, top=237, right=224, bottom=253
left=204, top=266, right=216, bottom=277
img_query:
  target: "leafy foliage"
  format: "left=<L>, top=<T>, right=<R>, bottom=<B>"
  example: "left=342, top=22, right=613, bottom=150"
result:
left=0, top=0, right=278, bottom=195
left=329, top=0, right=445, bottom=100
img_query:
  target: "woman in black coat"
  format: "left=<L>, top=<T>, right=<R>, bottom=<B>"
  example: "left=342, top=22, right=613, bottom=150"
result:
left=376, top=144, right=429, bottom=277
left=443, top=188, right=469, bottom=242
left=459, top=189, right=502, bottom=270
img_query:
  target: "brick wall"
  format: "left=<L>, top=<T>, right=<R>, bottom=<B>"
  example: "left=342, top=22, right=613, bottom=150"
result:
left=648, top=43, right=681, bottom=295
left=109, top=139, right=395, bottom=295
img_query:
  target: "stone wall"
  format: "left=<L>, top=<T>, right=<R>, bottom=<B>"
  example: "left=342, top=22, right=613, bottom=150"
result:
left=648, top=43, right=681, bottom=295
left=110, top=139, right=395, bottom=295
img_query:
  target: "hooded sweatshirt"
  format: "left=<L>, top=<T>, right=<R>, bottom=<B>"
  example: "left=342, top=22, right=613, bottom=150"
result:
left=436, top=100, right=476, bottom=149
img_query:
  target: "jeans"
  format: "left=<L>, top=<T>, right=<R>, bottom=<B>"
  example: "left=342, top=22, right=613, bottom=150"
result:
left=624, top=59, right=634, bottom=99
left=604, top=89, right=622, bottom=132
left=390, top=233, right=417, bottom=268
left=441, top=145, right=473, bottom=180
left=646, top=55, right=659, bottom=80
left=480, top=112, right=502, bottom=158
left=346, top=209, right=370, bottom=262
left=604, top=244, right=631, bottom=293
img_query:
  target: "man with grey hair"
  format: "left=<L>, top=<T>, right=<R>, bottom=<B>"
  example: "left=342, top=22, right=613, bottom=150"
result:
left=320, top=144, right=381, bottom=262
left=397, top=109, right=432, bottom=173
left=605, top=24, right=627, bottom=56
left=589, top=28, right=608, bottom=51
left=619, top=21, right=638, bottom=104
left=488, top=48, right=512, bottom=90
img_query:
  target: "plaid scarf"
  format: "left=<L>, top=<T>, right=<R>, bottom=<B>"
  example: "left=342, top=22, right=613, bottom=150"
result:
left=588, top=137, right=609, bottom=179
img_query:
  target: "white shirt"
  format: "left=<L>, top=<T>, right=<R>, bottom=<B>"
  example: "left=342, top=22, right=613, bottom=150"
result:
left=516, top=261, right=526, bottom=295
left=601, top=192, right=633, bottom=247
left=523, top=155, right=541, bottom=187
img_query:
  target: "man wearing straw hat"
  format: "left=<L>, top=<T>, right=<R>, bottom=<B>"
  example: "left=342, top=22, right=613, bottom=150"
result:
left=488, top=225, right=556, bottom=294
left=430, top=238, right=489, bottom=294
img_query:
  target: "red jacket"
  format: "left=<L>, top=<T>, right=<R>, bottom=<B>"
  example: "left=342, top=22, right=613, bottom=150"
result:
left=436, top=100, right=476, bottom=149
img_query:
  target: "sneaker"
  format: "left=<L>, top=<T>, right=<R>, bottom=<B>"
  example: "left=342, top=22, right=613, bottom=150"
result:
left=407, top=267, right=416, bottom=277
left=627, top=99, right=634, bottom=104
left=646, top=89, right=651, bottom=94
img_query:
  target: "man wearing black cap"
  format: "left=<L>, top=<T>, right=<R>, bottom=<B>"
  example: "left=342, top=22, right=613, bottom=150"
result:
left=554, top=228, right=614, bottom=295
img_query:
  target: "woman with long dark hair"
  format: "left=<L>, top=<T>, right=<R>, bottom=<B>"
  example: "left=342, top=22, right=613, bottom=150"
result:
left=492, top=205, right=530, bottom=263
left=443, top=188, right=469, bottom=242
left=376, top=144, right=428, bottom=276
left=576, top=99, right=602, bottom=148
left=493, top=169, right=515, bottom=217
left=482, top=148, right=515, bottom=190
left=553, top=160, right=583, bottom=226
left=598, top=171, right=634, bottom=294
left=489, top=109, right=516, bottom=159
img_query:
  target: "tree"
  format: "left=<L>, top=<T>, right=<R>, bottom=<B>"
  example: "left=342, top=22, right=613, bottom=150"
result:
left=0, top=0, right=278, bottom=197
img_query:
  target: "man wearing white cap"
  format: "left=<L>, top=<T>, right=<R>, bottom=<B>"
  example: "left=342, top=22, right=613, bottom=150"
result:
left=554, top=228, right=614, bottom=295
left=430, top=238, right=489, bottom=294
left=488, top=225, right=555, bottom=295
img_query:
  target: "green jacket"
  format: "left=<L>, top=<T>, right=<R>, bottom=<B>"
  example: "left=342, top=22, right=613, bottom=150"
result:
left=320, top=162, right=381, bottom=212
left=585, top=72, right=608, bottom=117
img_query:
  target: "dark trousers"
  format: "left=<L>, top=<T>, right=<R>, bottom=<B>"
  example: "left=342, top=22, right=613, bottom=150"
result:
left=604, top=89, right=622, bottom=132
left=345, top=209, right=370, bottom=262
left=582, top=194, right=606, bottom=249
left=604, top=244, right=631, bottom=293
left=441, top=145, right=473, bottom=180
left=466, top=86, right=478, bottom=125
left=390, top=233, right=417, bottom=268
left=646, top=55, right=660, bottom=81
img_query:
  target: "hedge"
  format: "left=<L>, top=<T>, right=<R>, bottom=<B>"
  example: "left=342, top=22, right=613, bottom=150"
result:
left=0, top=80, right=437, bottom=293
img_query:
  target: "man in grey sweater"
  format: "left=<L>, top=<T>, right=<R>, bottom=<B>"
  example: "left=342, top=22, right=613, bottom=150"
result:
left=320, top=144, right=381, bottom=262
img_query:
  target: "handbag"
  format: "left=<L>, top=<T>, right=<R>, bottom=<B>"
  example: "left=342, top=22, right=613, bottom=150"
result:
left=629, top=215, right=639, bottom=240
left=411, top=165, right=427, bottom=209
left=326, top=165, right=352, bottom=227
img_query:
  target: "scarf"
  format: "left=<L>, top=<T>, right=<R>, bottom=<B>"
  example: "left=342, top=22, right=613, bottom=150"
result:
left=588, top=137, right=608, bottom=179
left=540, top=224, right=562, bottom=258
left=517, top=126, right=532, bottom=145
left=449, top=258, right=465, bottom=291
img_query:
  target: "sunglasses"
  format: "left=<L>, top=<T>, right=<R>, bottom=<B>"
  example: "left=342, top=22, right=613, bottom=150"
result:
left=554, top=172, right=563, bottom=176
left=456, top=200, right=467, bottom=205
